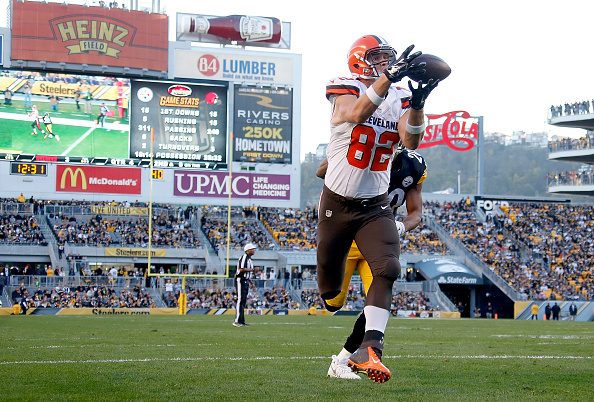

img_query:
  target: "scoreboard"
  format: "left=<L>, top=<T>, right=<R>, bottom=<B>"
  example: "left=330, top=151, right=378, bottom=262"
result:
left=130, top=80, right=228, bottom=169
left=0, top=73, right=231, bottom=170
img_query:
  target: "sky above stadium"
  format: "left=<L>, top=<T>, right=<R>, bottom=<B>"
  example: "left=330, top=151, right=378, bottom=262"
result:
left=163, top=0, right=594, bottom=160
left=3, top=0, right=594, bottom=161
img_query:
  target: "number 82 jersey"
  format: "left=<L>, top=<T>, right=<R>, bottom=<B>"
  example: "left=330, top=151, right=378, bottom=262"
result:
left=324, top=76, right=412, bottom=198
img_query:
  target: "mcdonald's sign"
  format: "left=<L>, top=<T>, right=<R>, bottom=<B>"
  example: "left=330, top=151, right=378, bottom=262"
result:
left=56, top=165, right=141, bottom=194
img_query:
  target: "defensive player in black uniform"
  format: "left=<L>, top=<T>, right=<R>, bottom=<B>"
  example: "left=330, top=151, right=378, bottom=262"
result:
left=41, top=112, right=60, bottom=141
left=234, top=243, right=257, bottom=327
left=319, top=147, right=427, bottom=379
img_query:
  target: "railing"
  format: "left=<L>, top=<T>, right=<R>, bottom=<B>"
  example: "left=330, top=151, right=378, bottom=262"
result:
left=547, top=173, right=594, bottom=187
left=548, top=136, right=594, bottom=152
left=43, top=205, right=179, bottom=218
left=0, top=203, right=34, bottom=214
left=63, top=242, right=204, bottom=250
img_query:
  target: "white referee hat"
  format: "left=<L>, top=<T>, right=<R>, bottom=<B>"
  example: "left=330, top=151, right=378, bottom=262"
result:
left=244, top=243, right=257, bottom=251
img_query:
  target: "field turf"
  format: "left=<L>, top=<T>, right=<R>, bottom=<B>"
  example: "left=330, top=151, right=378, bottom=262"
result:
left=0, top=315, right=591, bottom=401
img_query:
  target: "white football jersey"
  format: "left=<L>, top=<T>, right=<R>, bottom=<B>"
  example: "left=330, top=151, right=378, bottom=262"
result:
left=324, top=77, right=411, bottom=198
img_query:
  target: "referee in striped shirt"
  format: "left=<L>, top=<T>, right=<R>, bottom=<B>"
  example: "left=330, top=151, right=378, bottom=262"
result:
left=234, top=243, right=257, bottom=327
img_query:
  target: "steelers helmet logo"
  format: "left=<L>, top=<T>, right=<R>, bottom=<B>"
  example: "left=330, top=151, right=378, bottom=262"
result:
left=402, top=176, right=413, bottom=187
left=137, top=87, right=153, bottom=103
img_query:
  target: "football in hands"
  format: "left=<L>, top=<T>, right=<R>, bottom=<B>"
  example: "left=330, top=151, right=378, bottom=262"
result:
left=407, top=54, right=451, bottom=84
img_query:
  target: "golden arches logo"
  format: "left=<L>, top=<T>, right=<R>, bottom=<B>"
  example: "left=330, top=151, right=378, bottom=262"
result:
left=60, top=167, right=87, bottom=190
left=238, top=93, right=287, bottom=109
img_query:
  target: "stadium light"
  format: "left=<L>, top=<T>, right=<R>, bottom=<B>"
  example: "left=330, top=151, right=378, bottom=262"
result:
left=123, top=67, right=130, bottom=75
left=39, top=61, right=47, bottom=69
left=16, top=60, right=24, bottom=66
left=160, top=71, right=167, bottom=78
left=59, top=61, right=66, bottom=70
left=81, top=63, right=88, bottom=71
left=140, top=68, right=149, bottom=77
left=101, top=65, right=108, bottom=73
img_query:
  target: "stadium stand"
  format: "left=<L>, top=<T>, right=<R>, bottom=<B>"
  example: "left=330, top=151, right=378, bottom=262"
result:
left=0, top=212, right=47, bottom=245
left=426, top=199, right=594, bottom=301
left=3, top=196, right=592, bottom=318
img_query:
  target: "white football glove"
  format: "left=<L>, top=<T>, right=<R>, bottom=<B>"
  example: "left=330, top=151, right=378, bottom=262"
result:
left=395, top=220, right=405, bottom=237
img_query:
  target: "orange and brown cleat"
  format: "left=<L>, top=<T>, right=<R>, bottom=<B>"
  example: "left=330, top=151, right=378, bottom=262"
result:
left=348, top=346, right=391, bottom=383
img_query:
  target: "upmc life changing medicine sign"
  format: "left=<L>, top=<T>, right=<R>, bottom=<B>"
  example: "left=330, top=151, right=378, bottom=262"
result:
left=173, top=170, right=290, bottom=200
left=56, top=165, right=141, bottom=194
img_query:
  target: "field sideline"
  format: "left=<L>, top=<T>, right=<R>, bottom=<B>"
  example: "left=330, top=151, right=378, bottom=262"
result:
left=1, top=315, right=591, bottom=401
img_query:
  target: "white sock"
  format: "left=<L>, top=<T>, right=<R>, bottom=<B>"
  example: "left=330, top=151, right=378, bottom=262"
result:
left=364, top=305, right=390, bottom=333
left=337, top=348, right=351, bottom=360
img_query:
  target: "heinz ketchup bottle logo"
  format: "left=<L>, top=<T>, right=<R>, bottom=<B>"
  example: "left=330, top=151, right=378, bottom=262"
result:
left=197, top=54, right=219, bottom=76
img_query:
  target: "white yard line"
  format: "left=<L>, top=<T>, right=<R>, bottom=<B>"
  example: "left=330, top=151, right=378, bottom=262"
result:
left=61, top=126, right=96, bottom=156
left=0, top=354, right=590, bottom=365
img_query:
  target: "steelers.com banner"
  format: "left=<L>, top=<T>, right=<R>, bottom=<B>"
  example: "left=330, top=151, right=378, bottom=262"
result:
left=104, top=248, right=167, bottom=257
left=233, top=86, right=292, bottom=163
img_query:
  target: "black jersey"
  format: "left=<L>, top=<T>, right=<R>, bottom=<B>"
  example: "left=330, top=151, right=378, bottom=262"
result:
left=387, top=149, right=427, bottom=210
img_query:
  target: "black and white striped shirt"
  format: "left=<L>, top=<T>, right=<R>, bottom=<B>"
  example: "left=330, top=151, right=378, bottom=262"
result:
left=235, top=253, right=253, bottom=281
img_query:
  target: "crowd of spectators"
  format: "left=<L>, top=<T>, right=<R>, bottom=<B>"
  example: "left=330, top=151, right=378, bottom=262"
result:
left=163, top=284, right=299, bottom=310
left=548, top=134, right=594, bottom=152
left=49, top=211, right=200, bottom=248
left=399, top=220, right=452, bottom=255
left=550, top=100, right=592, bottom=117
left=300, top=288, right=435, bottom=313
left=502, top=203, right=593, bottom=301
left=12, top=283, right=155, bottom=309
left=259, top=207, right=318, bottom=250
left=391, top=291, right=434, bottom=313
left=427, top=199, right=594, bottom=301
left=200, top=211, right=273, bottom=252
left=3, top=195, right=594, bottom=307
left=546, top=170, right=594, bottom=186
left=0, top=213, right=47, bottom=245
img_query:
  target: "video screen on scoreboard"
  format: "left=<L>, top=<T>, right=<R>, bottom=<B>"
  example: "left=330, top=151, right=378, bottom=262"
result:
left=0, top=70, right=130, bottom=164
left=0, top=70, right=229, bottom=169
left=130, top=80, right=228, bottom=168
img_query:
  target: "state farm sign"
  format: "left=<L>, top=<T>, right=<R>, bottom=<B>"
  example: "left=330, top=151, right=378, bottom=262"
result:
left=173, top=171, right=290, bottom=200
left=56, top=165, right=141, bottom=194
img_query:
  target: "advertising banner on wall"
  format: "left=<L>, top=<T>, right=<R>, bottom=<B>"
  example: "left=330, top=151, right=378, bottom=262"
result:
left=11, top=2, right=168, bottom=71
left=233, top=86, right=292, bottom=163
left=173, top=170, right=290, bottom=200
left=104, top=248, right=166, bottom=257
left=56, top=165, right=141, bottom=194
left=175, top=48, right=294, bottom=85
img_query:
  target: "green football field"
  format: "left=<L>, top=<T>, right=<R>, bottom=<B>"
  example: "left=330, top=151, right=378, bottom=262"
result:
left=0, top=103, right=129, bottom=159
left=0, top=315, right=591, bottom=401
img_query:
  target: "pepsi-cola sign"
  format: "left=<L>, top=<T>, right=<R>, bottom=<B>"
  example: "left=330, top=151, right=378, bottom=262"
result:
left=420, top=111, right=479, bottom=151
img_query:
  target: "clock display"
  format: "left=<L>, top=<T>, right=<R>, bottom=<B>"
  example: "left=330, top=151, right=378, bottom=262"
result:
left=10, top=162, right=48, bottom=176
